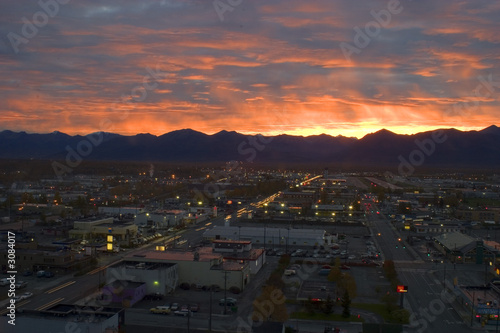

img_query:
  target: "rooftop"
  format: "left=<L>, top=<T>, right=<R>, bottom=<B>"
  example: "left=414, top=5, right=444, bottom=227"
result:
left=127, top=248, right=221, bottom=262
left=17, top=304, right=122, bottom=322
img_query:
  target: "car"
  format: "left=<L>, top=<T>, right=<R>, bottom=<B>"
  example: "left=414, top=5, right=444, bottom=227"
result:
left=144, top=292, right=164, bottom=300
left=44, top=271, right=54, bottom=278
left=170, top=303, right=179, bottom=311
left=180, top=304, right=189, bottom=311
left=22, top=271, right=32, bottom=276
left=219, top=298, right=237, bottom=306
left=174, top=309, right=190, bottom=316
left=149, top=306, right=171, bottom=314
left=189, top=304, right=199, bottom=312
left=20, top=292, right=33, bottom=300
left=340, top=265, right=351, bottom=270
left=15, top=281, right=27, bottom=289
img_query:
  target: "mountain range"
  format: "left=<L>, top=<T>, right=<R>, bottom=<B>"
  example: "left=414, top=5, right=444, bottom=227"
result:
left=1, top=126, right=499, bottom=169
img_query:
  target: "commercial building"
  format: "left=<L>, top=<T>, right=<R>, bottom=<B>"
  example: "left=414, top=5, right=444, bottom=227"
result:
left=69, top=217, right=138, bottom=245
left=0, top=304, right=124, bottom=333
left=0, top=247, right=91, bottom=274
left=101, top=280, right=147, bottom=307
left=212, top=240, right=266, bottom=275
left=433, top=232, right=500, bottom=265
left=134, top=210, right=187, bottom=227
left=123, top=247, right=250, bottom=291
left=106, top=261, right=178, bottom=296
left=203, top=225, right=326, bottom=247
left=455, top=209, right=500, bottom=223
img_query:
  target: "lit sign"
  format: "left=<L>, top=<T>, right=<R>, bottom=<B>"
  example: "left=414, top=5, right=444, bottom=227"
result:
left=397, top=285, right=408, bottom=293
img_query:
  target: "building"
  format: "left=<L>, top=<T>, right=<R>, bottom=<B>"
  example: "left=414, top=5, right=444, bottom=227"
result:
left=123, top=248, right=250, bottom=291
left=203, top=225, right=326, bottom=247
left=69, top=217, right=138, bottom=245
left=0, top=304, right=124, bottom=333
left=433, top=232, right=500, bottom=264
left=101, top=280, right=146, bottom=307
left=98, top=206, right=144, bottom=216
left=0, top=247, right=92, bottom=274
left=134, top=210, right=187, bottom=227
left=212, top=240, right=266, bottom=275
left=455, top=209, right=500, bottom=223
left=106, top=261, right=178, bottom=296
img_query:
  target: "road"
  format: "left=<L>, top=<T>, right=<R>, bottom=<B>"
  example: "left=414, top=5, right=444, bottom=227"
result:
left=366, top=204, right=484, bottom=332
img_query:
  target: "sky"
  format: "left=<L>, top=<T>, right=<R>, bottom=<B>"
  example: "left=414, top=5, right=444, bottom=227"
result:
left=0, top=0, right=499, bottom=139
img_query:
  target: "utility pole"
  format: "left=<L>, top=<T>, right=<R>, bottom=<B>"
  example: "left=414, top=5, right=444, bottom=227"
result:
left=471, top=290, right=475, bottom=327
left=223, top=271, right=228, bottom=315
left=209, top=290, right=213, bottom=332
left=443, top=262, right=447, bottom=288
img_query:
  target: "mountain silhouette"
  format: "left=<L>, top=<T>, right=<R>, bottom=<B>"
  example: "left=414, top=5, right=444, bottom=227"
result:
left=0, top=126, right=499, bottom=169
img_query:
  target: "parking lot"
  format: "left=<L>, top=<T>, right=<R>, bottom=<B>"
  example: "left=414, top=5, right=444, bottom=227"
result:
left=266, top=234, right=381, bottom=265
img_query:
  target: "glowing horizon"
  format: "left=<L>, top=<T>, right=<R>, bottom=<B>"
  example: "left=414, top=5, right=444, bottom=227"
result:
left=1, top=1, right=499, bottom=139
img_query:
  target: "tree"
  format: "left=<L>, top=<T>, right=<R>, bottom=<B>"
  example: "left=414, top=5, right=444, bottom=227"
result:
left=322, top=294, right=334, bottom=314
left=341, top=290, right=351, bottom=318
left=337, top=273, right=357, bottom=299
left=327, top=266, right=342, bottom=283
left=381, top=292, right=398, bottom=313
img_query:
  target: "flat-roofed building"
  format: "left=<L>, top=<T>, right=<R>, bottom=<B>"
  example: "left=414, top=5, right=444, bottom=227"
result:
left=203, top=225, right=326, bottom=247
left=0, top=304, right=124, bottom=333
left=212, top=240, right=266, bottom=275
left=123, top=248, right=250, bottom=291
left=0, top=247, right=91, bottom=274
left=106, top=261, right=178, bottom=296
left=69, top=217, right=138, bottom=244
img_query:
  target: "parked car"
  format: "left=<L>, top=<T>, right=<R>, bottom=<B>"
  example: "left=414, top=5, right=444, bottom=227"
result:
left=36, top=270, right=46, bottom=278
left=170, top=303, right=179, bottom=311
left=149, top=306, right=171, bottom=314
left=219, top=298, right=237, bottom=306
left=174, top=309, right=190, bottom=316
left=44, top=271, right=54, bottom=278
left=189, top=304, right=199, bottom=312
left=144, top=292, right=164, bottom=300
left=15, top=281, right=27, bottom=289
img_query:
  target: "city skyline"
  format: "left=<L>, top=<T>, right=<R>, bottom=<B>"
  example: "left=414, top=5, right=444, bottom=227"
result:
left=1, top=0, right=500, bottom=139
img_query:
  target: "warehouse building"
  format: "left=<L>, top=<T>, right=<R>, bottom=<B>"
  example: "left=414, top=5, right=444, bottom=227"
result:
left=203, top=225, right=326, bottom=247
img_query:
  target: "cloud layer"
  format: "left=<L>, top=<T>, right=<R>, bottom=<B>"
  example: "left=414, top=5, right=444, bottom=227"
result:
left=1, top=0, right=499, bottom=138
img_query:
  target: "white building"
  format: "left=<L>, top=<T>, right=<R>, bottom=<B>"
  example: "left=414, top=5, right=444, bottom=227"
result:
left=203, top=225, right=326, bottom=247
